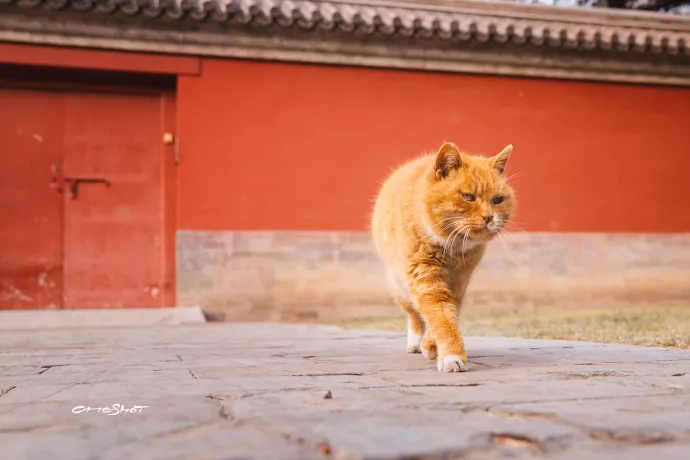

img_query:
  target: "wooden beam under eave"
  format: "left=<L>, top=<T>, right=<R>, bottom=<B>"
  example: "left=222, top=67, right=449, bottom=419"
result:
left=0, top=42, right=202, bottom=76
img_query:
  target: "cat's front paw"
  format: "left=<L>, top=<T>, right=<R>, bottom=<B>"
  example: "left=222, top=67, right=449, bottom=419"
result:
left=437, top=355, right=468, bottom=372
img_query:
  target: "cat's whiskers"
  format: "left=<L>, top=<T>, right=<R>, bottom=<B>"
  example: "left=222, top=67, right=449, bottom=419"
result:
left=495, top=227, right=510, bottom=259
left=450, top=225, right=468, bottom=256
left=443, top=225, right=465, bottom=260
left=504, top=219, right=527, bottom=232
left=437, top=218, right=464, bottom=246
left=461, top=227, right=472, bottom=256
left=442, top=225, right=458, bottom=259
left=458, top=228, right=472, bottom=269
left=434, top=216, right=463, bottom=228
left=440, top=220, right=461, bottom=233
left=446, top=225, right=466, bottom=263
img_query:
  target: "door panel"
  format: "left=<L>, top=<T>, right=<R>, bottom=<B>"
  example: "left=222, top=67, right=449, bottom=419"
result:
left=62, top=92, right=165, bottom=308
left=0, top=89, right=64, bottom=309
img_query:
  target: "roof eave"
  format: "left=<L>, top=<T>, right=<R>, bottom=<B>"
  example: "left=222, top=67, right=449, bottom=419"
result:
left=0, top=1, right=689, bottom=86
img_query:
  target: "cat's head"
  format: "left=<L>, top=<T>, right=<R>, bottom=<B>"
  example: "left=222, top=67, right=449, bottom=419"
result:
left=423, top=142, right=516, bottom=246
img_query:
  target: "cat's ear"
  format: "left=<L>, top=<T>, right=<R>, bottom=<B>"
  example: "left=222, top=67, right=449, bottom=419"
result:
left=490, top=144, right=513, bottom=175
left=434, top=142, right=462, bottom=180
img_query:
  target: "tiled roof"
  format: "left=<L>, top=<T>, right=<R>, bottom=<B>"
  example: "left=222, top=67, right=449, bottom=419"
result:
left=2, top=0, right=689, bottom=55
left=515, top=0, right=690, bottom=12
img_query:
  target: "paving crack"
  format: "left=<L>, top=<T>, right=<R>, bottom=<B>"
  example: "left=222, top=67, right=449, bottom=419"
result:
left=491, top=433, right=543, bottom=454
left=574, top=359, right=690, bottom=366
left=586, top=428, right=676, bottom=445
left=210, top=387, right=340, bottom=401
left=218, top=405, right=233, bottom=421
left=134, top=419, right=229, bottom=444
left=548, top=371, right=635, bottom=380
left=36, top=364, right=72, bottom=375
left=402, top=383, right=482, bottom=388
left=0, top=424, right=58, bottom=434
left=292, top=372, right=366, bottom=377
left=1, top=386, right=16, bottom=397
left=466, top=405, right=685, bottom=447
left=442, top=391, right=687, bottom=409
left=460, top=406, right=556, bottom=420
left=205, top=395, right=243, bottom=427
left=254, top=423, right=334, bottom=458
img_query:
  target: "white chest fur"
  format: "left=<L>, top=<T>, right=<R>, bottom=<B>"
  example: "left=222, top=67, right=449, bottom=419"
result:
left=423, top=223, right=482, bottom=255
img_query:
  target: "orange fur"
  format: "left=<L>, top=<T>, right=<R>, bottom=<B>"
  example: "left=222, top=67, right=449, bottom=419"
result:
left=371, top=142, right=516, bottom=372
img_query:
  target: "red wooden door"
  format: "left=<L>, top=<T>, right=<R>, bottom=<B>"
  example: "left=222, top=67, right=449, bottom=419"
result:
left=0, top=85, right=173, bottom=309
left=62, top=92, right=167, bottom=308
left=0, top=89, right=64, bottom=309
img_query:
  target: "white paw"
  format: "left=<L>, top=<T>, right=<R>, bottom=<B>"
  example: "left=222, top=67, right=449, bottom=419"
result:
left=421, top=346, right=437, bottom=360
left=406, top=329, right=423, bottom=354
left=437, top=355, right=468, bottom=373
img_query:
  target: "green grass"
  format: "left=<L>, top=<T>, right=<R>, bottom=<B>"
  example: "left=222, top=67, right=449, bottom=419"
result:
left=314, top=306, right=690, bottom=348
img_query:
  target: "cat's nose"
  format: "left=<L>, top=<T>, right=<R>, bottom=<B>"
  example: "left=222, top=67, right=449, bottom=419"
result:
left=483, top=215, right=493, bottom=224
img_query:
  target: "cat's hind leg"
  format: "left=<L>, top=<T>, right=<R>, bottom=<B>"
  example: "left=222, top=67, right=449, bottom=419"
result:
left=420, top=332, right=437, bottom=360
left=395, top=296, right=425, bottom=354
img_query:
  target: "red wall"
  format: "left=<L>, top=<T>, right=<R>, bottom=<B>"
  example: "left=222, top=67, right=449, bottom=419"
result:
left=178, top=59, right=690, bottom=233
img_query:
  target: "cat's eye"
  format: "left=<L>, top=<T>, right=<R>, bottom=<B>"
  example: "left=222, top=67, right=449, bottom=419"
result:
left=463, top=193, right=476, bottom=202
left=492, top=196, right=505, bottom=205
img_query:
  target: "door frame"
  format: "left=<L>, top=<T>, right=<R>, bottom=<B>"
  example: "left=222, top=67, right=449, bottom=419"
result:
left=0, top=66, right=178, bottom=307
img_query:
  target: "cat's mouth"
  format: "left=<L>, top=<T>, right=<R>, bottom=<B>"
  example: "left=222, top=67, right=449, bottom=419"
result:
left=471, top=227, right=495, bottom=236
left=486, top=222, right=500, bottom=233
left=438, top=217, right=502, bottom=240
left=470, top=221, right=501, bottom=236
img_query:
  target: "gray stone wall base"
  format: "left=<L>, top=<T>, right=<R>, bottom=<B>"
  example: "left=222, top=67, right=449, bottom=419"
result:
left=177, top=231, right=690, bottom=320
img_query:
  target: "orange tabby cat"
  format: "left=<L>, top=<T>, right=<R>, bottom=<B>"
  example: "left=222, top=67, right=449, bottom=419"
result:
left=371, top=142, right=515, bottom=372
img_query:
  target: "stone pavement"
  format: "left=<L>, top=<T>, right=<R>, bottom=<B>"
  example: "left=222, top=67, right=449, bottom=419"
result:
left=1, top=323, right=689, bottom=460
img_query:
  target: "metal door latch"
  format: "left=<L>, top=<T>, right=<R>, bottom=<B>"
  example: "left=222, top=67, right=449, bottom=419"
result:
left=64, top=178, right=111, bottom=199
